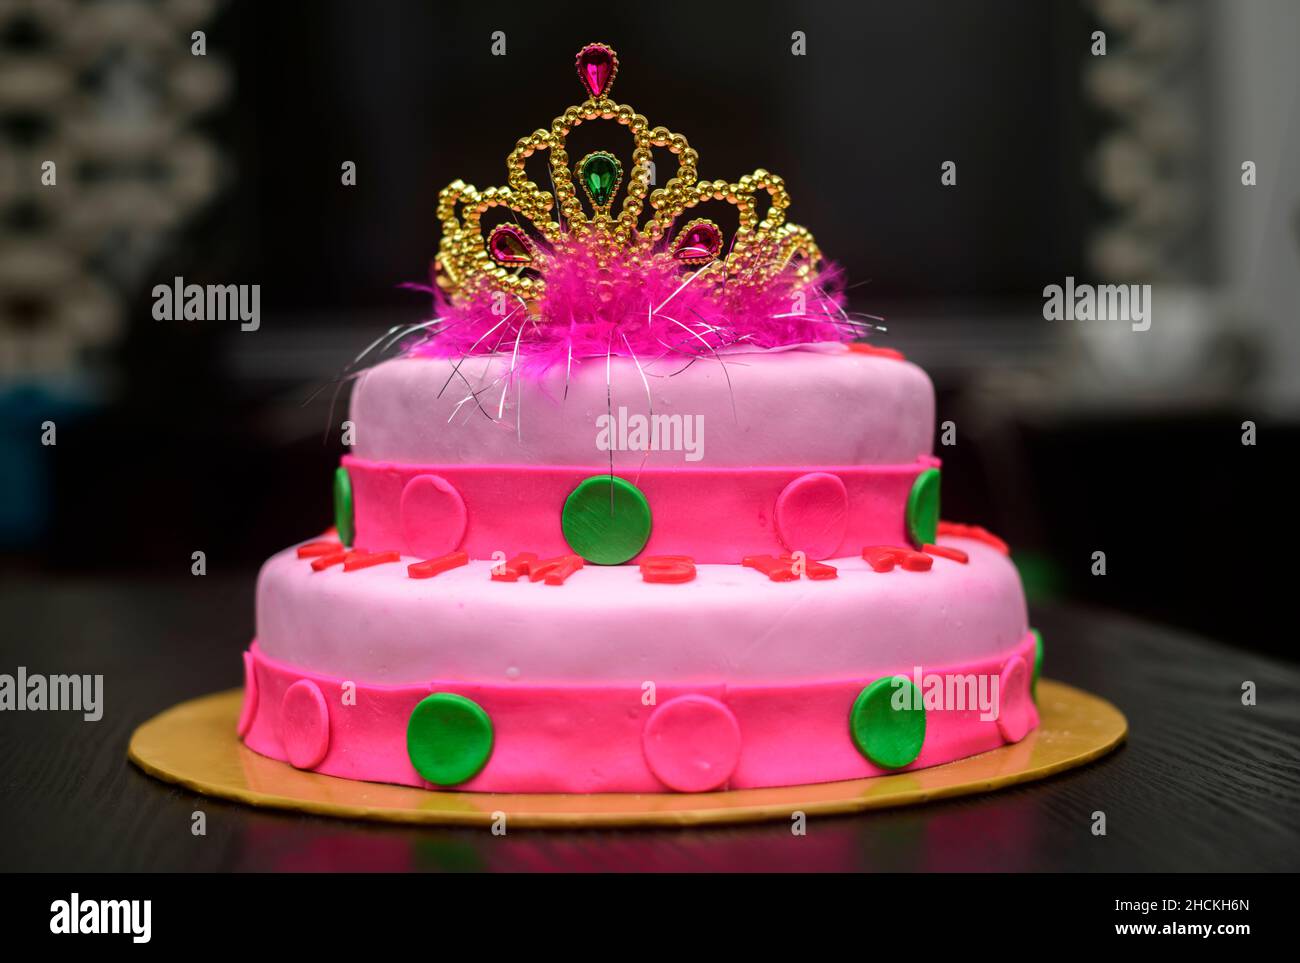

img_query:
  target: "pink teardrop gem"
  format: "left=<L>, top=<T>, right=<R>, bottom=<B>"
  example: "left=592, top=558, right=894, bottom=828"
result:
left=576, top=43, right=617, bottom=99
left=488, top=224, right=534, bottom=265
left=672, top=221, right=723, bottom=262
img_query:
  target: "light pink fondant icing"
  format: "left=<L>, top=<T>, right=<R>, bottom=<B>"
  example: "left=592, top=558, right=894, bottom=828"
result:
left=343, top=456, right=937, bottom=564
left=349, top=346, right=936, bottom=469
left=399, top=474, right=467, bottom=558
left=642, top=694, right=742, bottom=792
left=240, top=631, right=1039, bottom=793
left=256, top=536, right=1027, bottom=685
left=280, top=679, right=330, bottom=769
left=775, top=471, right=850, bottom=560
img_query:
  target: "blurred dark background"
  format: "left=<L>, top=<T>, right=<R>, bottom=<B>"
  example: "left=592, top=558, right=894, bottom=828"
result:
left=1, top=0, right=1295, bottom=658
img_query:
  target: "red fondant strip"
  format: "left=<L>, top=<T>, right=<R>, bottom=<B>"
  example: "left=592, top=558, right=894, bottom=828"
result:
left=848, top=342, right=905, bottom=360
left=343, top=550, right=401, bottom=572
left=343, top=456, right=935, bottom=564
left=640, top=555, right=697, bottom=583
left=863, top=546, right=933, bottom=572
left=310, top=550, right=350, bottom=571
left=937, top=521, right=1009, bottom=555
left=923, top=543, right=969, bottom=564
left=743, top=554, right=799, bottom=582
left=240, top=630, right=1040, bottom=794
left=407, top=551, right=469, bottom=579
left=297, top=541, right=343, bottom=558
left=801, top=557, right=839, bottom=580
left=491, top=552, right=540, bottom=582
left=530, top=555, right=584, bottom=585
left=742, top=553, right=838, bottom=581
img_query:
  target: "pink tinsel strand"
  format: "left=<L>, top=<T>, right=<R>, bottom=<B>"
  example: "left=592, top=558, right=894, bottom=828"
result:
left=405, top=241, right=849, bottom=374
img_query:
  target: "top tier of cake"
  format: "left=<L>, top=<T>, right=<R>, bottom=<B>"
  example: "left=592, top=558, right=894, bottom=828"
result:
left=350, top=344, right=935, bottom=469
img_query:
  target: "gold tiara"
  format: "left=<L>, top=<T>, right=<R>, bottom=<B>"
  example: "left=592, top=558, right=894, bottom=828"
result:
left=433, top=42, right=824, bottom=307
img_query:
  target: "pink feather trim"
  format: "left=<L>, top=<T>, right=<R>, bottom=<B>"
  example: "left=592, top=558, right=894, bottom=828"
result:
left=404, top=240, right=850, bottom=374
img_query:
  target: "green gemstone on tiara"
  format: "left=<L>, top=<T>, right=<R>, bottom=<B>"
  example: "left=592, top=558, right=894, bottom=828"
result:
left=579, top=151, right=621, bottom=209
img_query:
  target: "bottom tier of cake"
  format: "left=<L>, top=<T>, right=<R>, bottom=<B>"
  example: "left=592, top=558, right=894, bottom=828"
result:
left=240, top=535, right=1040, bottom=793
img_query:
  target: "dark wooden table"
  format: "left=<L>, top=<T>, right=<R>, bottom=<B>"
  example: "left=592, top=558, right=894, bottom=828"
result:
left=2, top=574, right=1297, bottom=872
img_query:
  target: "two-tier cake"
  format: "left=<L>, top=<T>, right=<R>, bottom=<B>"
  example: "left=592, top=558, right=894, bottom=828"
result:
left=237, top=43, right=1040, bottom=794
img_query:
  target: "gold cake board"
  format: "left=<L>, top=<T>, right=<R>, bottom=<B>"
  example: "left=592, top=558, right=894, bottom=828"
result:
left=128, top=679, right=1125, bottom=828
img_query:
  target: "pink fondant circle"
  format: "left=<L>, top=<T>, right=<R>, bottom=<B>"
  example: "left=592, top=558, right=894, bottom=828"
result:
left=281, top=679, right=330, bottom=769
left=642, top=694, right=742, bottom=792
left=236, top=650, right=259, bottom=736
left=996, top=656, right=1033, bottom=744
left=774, top=472, right=849, bottom=560
left=400, top=474, right=467, bottom=558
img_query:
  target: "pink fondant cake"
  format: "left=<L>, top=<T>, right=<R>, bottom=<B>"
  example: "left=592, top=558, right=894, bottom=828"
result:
left=237, top=43, right=1039, bottom=794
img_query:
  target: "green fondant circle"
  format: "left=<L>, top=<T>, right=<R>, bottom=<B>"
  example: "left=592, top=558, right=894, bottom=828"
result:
left=333, top=466, right=355, bottom=548
left=906, top=468, right=941, bottom=546
left=1032, top=628, right=1044, bottom=702
left=562, top=475, right=652, bottom=565
left=406, top=693, right=494, bottom=786
left=850, top=676, right=927, bottom=769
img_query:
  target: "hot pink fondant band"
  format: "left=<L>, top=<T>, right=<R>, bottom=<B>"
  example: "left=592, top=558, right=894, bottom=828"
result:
left=343, top=454, right=941, bottom=563
left=239, top=631, right=1039, bottom=794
